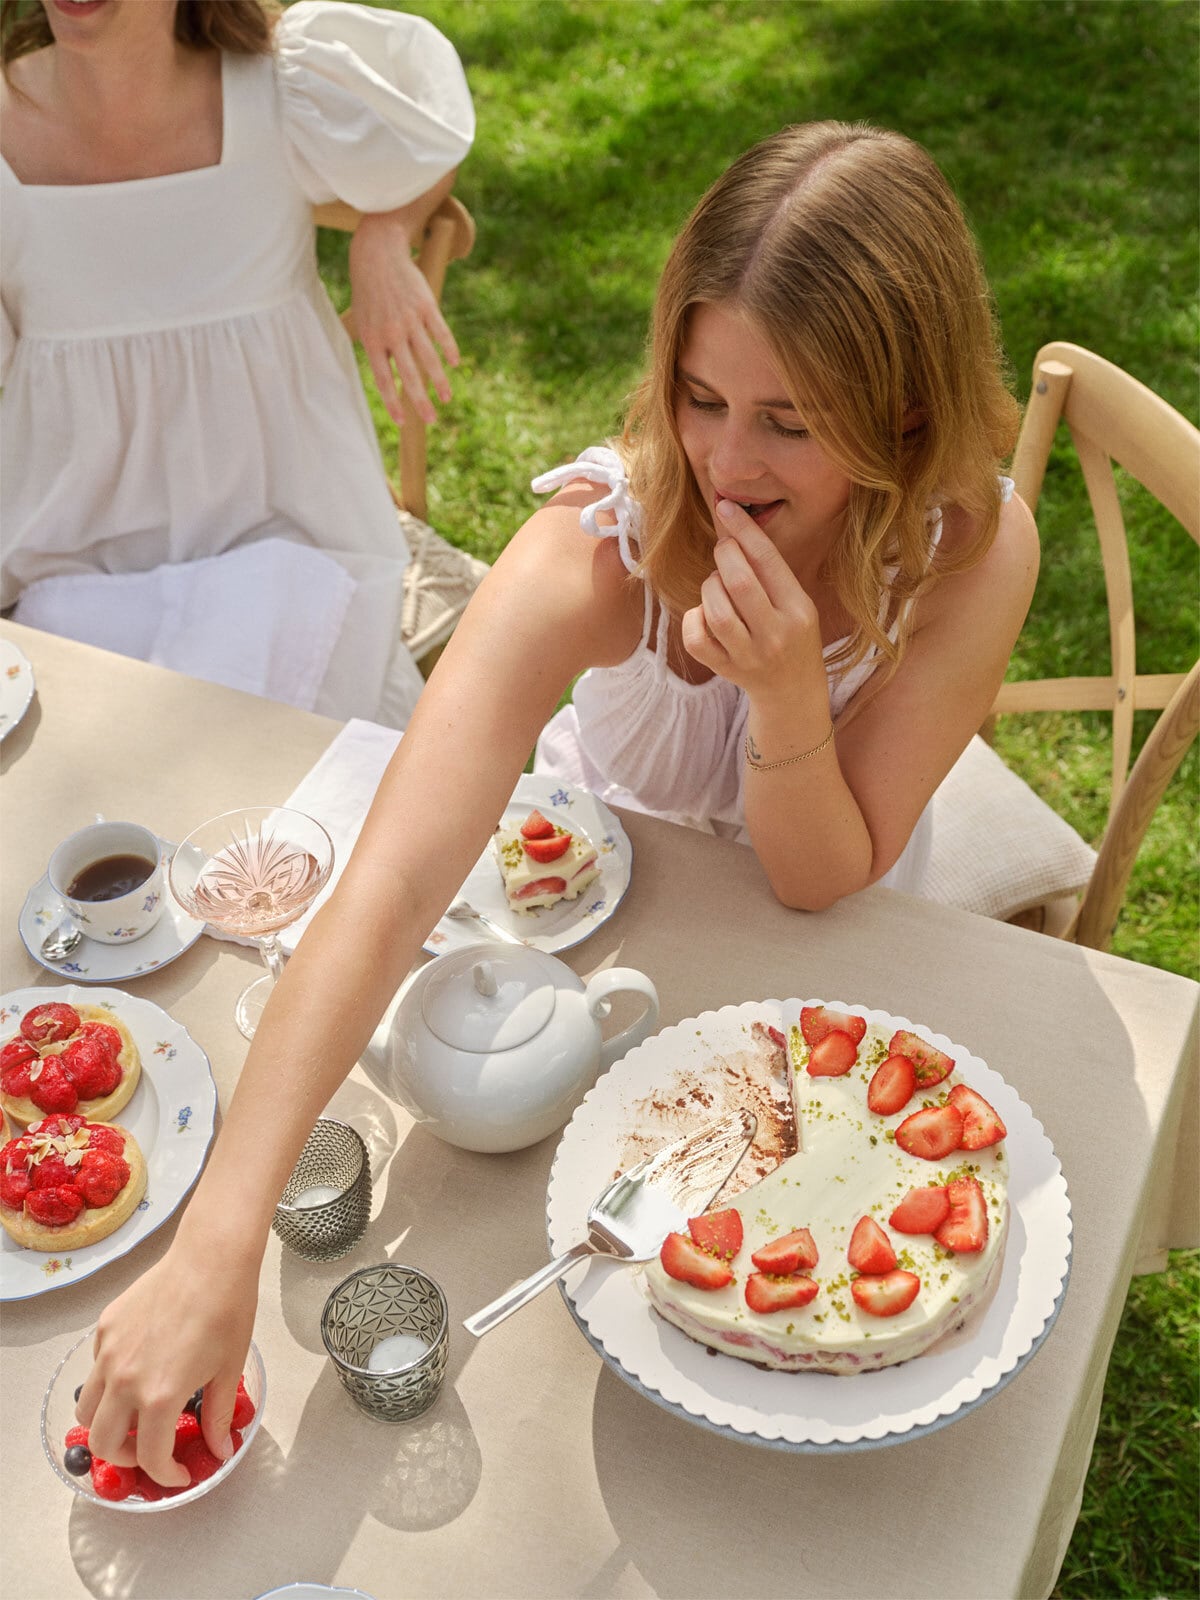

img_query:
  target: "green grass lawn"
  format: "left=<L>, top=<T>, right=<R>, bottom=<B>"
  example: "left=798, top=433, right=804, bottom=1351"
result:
left=318, top=3, right=1199, bottom=1592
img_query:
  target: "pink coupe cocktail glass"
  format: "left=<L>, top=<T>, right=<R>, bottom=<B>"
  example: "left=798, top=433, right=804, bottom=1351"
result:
left=170, top=807, right=334, bottom=1039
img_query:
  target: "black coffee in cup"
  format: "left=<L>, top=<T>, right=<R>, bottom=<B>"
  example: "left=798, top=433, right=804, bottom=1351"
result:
left=66, top=854, right=156, bottom=903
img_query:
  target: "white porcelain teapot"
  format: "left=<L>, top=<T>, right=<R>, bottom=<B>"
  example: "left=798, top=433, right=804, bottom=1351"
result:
left=360, top=943, right=660, bottom=1152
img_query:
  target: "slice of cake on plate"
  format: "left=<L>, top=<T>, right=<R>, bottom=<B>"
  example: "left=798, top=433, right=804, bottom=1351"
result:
left=493, top=808, right=600, bottom=913
left=641, top=1002, right=1009, bottom=1374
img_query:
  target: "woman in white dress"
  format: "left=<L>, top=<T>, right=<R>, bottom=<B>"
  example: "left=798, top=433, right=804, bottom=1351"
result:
left=0, top=0, right=474, bottom=724
left=75, top=122, right=1040, bottom=1487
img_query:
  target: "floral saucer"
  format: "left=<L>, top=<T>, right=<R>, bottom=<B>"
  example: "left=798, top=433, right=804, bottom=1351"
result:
left=0, top=637, right=35, bottom=740
left=19, top=842, right=204, bottom=982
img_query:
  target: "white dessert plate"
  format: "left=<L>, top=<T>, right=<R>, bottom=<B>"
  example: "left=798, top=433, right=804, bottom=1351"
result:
left=0, top=637, right=35, bottom=740
left=424, top=776, right=633, bottom=956
left=19, top=840, right=205, bottom=982
left=0, top=985, right=218, bottom=1301
left=546, top=999, right=1072, bottom=1452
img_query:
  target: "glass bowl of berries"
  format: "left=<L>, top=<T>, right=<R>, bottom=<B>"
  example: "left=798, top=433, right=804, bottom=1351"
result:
left=40, top=1329, right=266, bottom=1511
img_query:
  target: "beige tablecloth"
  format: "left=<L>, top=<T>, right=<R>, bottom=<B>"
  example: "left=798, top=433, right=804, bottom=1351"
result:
left=1, top=622, right=1196, bottom=1600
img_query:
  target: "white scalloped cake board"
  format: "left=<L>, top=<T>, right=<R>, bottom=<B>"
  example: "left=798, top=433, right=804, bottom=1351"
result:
left=546, top=999, right=1071, bottom=1451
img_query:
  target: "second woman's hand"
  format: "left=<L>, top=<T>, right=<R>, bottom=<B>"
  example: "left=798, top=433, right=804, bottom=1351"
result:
left=349, top=209, right=460, bottom=428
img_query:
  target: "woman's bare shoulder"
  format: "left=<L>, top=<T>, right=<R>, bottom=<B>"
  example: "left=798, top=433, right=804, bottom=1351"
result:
left=479, top=495, right=644, bottom=668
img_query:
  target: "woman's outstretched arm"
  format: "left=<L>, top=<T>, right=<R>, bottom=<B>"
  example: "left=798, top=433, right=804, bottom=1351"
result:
left=76, top=494, right=641, bottom=1487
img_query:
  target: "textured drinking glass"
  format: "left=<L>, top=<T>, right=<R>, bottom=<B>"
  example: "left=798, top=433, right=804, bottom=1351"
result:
left=169, top=807, right=333, bottom=1039
left=272, top=1119, right=371, bottom=1261
left=321, top=1264, right=449, bottom=1422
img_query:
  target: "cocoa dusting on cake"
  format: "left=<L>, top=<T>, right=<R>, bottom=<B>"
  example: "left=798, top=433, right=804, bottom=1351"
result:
left=613, top=1018, right=798, bottom=1193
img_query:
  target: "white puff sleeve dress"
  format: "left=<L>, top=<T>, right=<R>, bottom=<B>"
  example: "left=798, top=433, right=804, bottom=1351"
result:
left=0, top=1, right=474, bottom=725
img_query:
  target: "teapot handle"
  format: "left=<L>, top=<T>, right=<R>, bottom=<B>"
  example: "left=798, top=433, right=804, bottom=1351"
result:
left=586, top=969, right=660, bottom=1072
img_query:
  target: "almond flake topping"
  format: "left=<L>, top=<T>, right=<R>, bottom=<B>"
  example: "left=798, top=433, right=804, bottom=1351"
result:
left=28, top=1059, right=43, bottom=1082
left=64, top=1149, right=83, bottom=1168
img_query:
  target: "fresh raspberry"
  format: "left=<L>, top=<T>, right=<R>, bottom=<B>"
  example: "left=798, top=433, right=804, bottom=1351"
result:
left=135, top=1469, right=180, bottom=1501
left=28, top=1059, right=79, bottom=1115
left=30, top=1155, right=74, bottom=1190
left=75, top=1150, right=130, bottom=1210
left=172, top=1411, right=202, bottom=1454
left=90, top=1459, right=139, bottom=1501
left=231, top=1380, right=256, bottom=1430
left=59, top=1038, right=116, bottom=1101
left=0, top=1170, right=31, bottom=1211
left=78, top=1022, right=123, bottom=1061
left=64, top=1424, right=90, bottom=1449
left=176, top=1435, right=224, bottom=1485
left=20, top=1003, right=80, bottom=1046
left=1, top=1060, right=35, bottom=1100
left=85, top=1125, right=126, bottom=1156
left=0, top=1037, right=37, bottom=1072
left=24, top=1185, right=85, bottom=1226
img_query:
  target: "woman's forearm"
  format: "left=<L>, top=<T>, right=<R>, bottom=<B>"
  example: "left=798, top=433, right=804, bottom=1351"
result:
left=742, top=690, right=876, bottom=909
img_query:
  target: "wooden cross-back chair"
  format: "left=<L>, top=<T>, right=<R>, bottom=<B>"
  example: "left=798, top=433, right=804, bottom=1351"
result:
left=993, top=341, right=1200, bottom=951
left=314, top=193, right=488, bottom=670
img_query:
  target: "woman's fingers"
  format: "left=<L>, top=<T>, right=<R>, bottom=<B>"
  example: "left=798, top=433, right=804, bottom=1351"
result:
left=198, top=1369, right=239, bottom=1462
left=681, top=602, right=729, bottom=670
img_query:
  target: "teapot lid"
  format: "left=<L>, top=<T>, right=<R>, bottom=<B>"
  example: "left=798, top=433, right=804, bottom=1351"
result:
left=420, top=945, right=559, bottom=1052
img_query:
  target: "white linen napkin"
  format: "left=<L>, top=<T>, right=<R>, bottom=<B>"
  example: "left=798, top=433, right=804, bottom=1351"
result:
left=277, top=717, right=404, bottom=951
left=14, top=539, right=356, bottom=714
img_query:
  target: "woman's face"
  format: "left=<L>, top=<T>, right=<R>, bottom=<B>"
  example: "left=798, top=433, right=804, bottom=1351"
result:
left=42, top=0, right=176, bottom=53
left=674, top=301, right=853, bottom=570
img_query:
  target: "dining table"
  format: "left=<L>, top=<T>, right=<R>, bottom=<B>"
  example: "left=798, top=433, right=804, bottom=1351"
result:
left=2, top=618, right=1196, bottom=1600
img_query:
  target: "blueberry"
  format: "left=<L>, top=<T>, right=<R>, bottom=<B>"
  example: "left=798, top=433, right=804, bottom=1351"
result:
left=184, top=1388, right=203, bottom=1416
left=73, top=1384, right=83, bottom=1402
left=63, top=1444, right=92, bottom=1476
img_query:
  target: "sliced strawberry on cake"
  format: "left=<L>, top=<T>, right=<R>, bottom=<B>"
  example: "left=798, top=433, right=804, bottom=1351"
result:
left=493, top=809, right=600, bottom=912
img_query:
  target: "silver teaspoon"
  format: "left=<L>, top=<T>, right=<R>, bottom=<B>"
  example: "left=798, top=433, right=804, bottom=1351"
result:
left=40, top=917, right=83, bottom=962
left=444, top=899, right=526, bottom=946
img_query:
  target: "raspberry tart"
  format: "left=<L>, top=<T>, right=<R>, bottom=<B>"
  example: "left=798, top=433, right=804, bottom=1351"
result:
left=0, top=1000, right=141, bottom=1130
left=493, top=808, right=600, bottom=912
left=641, top=1003, right=1009, bottom=1374
left=0, top=1114, right=147, bottom=1251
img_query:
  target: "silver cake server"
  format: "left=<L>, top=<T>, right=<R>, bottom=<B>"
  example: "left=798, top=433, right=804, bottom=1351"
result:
left=463, top=1107, right=756, bottom=1337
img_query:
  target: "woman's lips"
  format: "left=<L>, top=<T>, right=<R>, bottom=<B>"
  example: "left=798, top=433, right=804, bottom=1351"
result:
left=51, top=0, right=109, bottom=15
left=714, top=491, right=784, bottom=529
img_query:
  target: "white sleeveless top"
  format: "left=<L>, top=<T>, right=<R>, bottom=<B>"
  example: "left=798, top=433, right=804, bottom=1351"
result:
left=532, top=446, right=1014, bottom=898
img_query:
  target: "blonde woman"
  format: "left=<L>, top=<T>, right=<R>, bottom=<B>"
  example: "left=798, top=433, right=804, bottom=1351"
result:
left=78, top=122, right=1038, bottom=1485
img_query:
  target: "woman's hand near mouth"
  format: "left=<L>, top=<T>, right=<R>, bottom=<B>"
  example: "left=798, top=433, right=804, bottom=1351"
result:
left=681, top=497, right=826, bottom=702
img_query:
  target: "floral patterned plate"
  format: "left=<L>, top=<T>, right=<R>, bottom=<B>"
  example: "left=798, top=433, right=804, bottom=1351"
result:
left=0, top=637, right=35, bottom=740
left=19, top=841, right=205, bottom=982
left=0, top=986, right=217, bottom=1301
left=424, top=776, right=633, bottom=957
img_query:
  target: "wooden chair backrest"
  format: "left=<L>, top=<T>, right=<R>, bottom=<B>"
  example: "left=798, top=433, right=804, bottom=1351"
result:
left=313, top=194, right=476, bottom=521
left=998, top=340, right=1200, bottom=950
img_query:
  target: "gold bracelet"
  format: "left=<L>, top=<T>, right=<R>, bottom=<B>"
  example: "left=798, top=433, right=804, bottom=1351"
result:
left=744, top=722, right=835, bottom=771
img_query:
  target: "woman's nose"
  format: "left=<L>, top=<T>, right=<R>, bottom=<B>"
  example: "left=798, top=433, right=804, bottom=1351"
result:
left=709, top=418, right=763, bottom=487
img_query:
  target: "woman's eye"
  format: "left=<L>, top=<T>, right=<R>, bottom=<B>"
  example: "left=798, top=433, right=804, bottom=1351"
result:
left=768, top=417, right=809, bottom=440
left=685, top=394, right=723, bottom=414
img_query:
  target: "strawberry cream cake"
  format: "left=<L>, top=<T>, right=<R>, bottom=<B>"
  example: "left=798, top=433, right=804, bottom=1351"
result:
left=0, top=1001, right=141, bottom=1130
left=494, top=808, right=600, bottom=912
left=641, top=1005, right=1009, bottom=1374
left=0, top=1113, right=147, bottom=1251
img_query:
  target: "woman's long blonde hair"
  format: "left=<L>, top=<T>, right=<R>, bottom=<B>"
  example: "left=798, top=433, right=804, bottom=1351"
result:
left=625, top=121, right=1020, bottom=678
